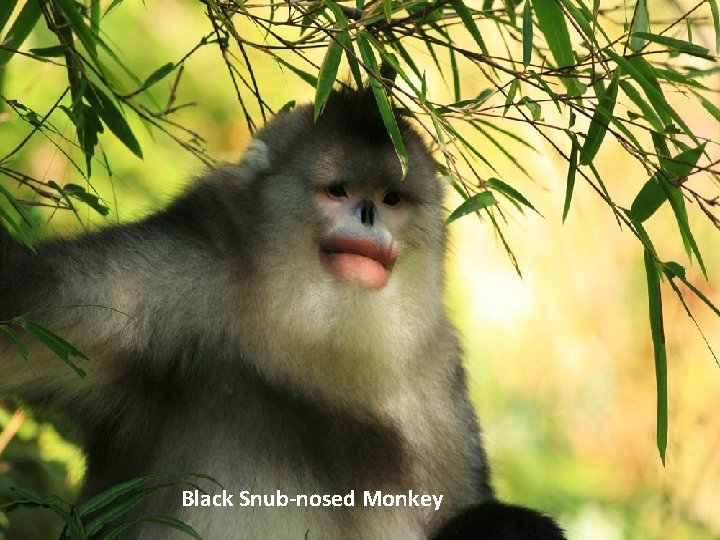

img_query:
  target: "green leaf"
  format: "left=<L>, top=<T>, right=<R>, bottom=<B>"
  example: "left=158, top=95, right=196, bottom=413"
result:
left=85, top=83, right=143, bottom=159
left=660, top=143, right=704, bottom=179
left=629, top=174, right=668, bottom=223
left=695, top=92, right=720, bottom=123
left=518, top=96, right=541, bottom=120
left=273, top=55, right=317, bottom=87
left=0, top=0, right=20, bottom=35
left=580, top=70, right=619, bottom=165
left=344, top=37, right=364, bottom=90
left=660, top=174, right=706, bottom=277
left=314, top=40, right=343, bottom=121
left=504, top=79, right=519, bottom=116
left=631, top=31, right=713, bottom=59
left=556, top=0, right=603, bottom=47
left=629, top=0, right=649, bottom=51
left=15, top=318, right=89, bottom=377
left=618, top=79, right=663, bottom=131
left=607, top=50, right=696, bottom=141
left=532, top=0, right=574, bottom=66
left=102, top=515, right=201, bottom=540
left=531, top=0, right=583, bottom=95
left=139, top=62, right=176, bottom=93
left=62, top=183, right=111, bottom=216
left=0, top=324, right=30, bottom=360
left=446, top=191, right=498, bottom=224
left=28, top=45, right=65, bottom=58
left=61, top=101, right=104, bottom=175
left=709, top=0, right=720, bottom=53
left=383, top=0, right=392, bottom=21
left=53, top=0, right=100, bottom=63
left=487, top=177, right=541, bottom=215
left=449, top=46, right=461, bottom=102
left=643, top=250, right=667, bottom=465
left=522, top=1, right=533, bottom=67
left=663, top=262, right=720, bottom=318
left=469, top=121, right=531, bottom=178
left=356, top=32, right=408, bottom=179
left=0, top=0, right=42, bottom=69
left=562, top=136, right=578, bottom=222
left=450, top=0, right=489, bottom=55
left=79, top=476, right=160, bottom=515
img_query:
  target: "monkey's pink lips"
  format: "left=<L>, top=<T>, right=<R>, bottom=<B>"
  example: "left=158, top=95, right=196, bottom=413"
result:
left=319, top=237, right=397, bottom=289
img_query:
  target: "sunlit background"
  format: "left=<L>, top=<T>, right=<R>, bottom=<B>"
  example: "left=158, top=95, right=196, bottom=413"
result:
left=1, top=1, right=719, bottom=539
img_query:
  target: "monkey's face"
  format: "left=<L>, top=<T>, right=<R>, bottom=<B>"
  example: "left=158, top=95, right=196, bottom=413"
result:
left=314, top=182, right=410, bottom=289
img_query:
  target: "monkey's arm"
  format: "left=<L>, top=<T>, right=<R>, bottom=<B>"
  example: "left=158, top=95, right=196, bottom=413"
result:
left=0, top=179, right=244, bottom=409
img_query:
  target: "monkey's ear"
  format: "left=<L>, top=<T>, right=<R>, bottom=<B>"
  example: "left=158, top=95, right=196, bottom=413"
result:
left=240, top=138, right=271, bottom=173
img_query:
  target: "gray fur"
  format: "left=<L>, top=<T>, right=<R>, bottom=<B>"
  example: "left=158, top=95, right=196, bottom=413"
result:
left=0, top=90, right=492, bottom=539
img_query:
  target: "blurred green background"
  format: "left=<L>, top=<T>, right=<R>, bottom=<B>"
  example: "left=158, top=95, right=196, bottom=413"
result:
left=1, top=1, right=719, bottom=539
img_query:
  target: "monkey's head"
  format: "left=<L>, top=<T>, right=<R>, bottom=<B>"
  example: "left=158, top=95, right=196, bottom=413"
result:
left=248, top=89, right=444, bottom=289
left=233, top=89, right=451, bottom=408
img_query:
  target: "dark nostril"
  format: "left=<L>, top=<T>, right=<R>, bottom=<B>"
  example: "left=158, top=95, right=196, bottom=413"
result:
left=360, top=200, right=375, bottom=227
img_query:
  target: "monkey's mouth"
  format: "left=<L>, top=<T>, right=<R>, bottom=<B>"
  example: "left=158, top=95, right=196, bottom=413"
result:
left=319, top=237, right=397, bottom=289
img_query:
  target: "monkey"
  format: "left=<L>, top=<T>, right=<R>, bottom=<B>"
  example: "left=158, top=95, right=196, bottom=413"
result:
left=0, top=88, right=565, bottom=539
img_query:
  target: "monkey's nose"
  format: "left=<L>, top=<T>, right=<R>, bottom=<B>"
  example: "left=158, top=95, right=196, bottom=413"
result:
left=359, top=200, right=376, bottom=227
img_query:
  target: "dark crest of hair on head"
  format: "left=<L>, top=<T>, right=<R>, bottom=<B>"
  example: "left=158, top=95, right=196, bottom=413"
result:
left=315, top=86, right=415, bottom=147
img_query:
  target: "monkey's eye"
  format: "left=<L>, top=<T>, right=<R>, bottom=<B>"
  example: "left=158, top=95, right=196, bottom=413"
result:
left=382, top=192, right=402, bottom=207
left=325, top=184, right=348, bottom=199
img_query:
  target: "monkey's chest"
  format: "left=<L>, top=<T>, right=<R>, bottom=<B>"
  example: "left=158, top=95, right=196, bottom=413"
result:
left=132, top=385, right=446, bottom=539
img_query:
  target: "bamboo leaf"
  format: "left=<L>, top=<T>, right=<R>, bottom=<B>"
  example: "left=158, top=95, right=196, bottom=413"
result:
left=663, top=262, right=720, bottom=317
left=580, top=70, right=619, bottom=165
left=531, top=0, right=583, bottom=95
left=450, top=0, right=489, bottom=55
left=28, top=45, right=65, bottom=58
left=344, top=37, right=364, bottom=90
left=139, top=62, right=176, bottom=93
left=85, top=83, right=143, bottom=158
left=79, top=475, right=188, bottom=515
left=660, top=143, right=704, bottom=179
left=660, top=174, right=707, bottom=277
left=53, top=0, right=100, bottom=63
left=15, top=318, right=89, bottom=377
left=0, top=0, right=42, bottom=69
left=522, top=1, right=532, bottom=67
left=643, top=250, right=667, bottom=465
left=102, top=515, right=201, bottom=540
left=487, top=177, right=541, bottom=215
left=618, top=79, right=663, bottom=131
left=629, top=0, right=649, bottom=51
left=273, top=55, right=317, bottom=87
left=0, top=324, right=30, bottom=360
left=532, top=0, right=574, bottom=67
left=62, top=183, right=111, bottom=216
left=504, top=79, right=519, bottom=116
left=356, top=32, right=408, bottom=179
left=632, top=31, right=713, bottom=59
left=314, top=40, right=343, bottom=120
left=0, top=0, right=20, bottom=35
left=629, top=174, right=667, bottom=223
left=446, top=192, right=498, bottom=224
left=562, top=136, right=578, bottom=222
left=695, top=92, right=720, bottom=123
left=469, top=121, right=531, bottom=178
left=709, top=0, right=720, bottom=53
left=607, top=50, right=696, bottom=141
